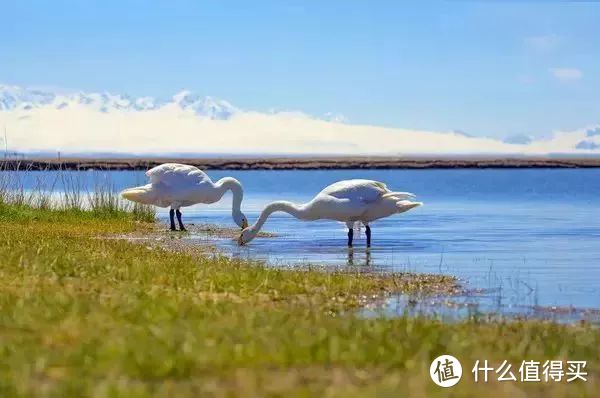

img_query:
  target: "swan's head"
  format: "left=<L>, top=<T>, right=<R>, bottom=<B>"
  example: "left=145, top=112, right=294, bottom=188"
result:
left=237, top=226, right=258, bottom=245
left=233, top=211, right=249, bottom=229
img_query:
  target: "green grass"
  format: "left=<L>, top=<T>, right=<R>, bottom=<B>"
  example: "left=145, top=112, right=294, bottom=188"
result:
left=0, top=204, right=598, bottom=397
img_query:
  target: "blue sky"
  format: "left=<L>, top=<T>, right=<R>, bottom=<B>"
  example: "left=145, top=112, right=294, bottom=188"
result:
left=1, top=1, right=599, bottom=138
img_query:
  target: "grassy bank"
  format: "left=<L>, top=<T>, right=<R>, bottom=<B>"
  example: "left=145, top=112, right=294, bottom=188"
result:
left=0, top=204, right=598, bottom=397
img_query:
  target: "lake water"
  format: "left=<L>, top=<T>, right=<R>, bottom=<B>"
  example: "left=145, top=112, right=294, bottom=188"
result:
left=10, top=168, right=600, bottom=321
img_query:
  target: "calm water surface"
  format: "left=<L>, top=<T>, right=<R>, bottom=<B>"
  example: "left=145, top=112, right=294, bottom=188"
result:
left=14, top=169, right=600, bottom=320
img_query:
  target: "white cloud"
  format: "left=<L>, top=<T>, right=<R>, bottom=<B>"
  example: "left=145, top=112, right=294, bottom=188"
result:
left=525, top=34, right=562, bottom=53
left=549, top=67, right=583, bottom=82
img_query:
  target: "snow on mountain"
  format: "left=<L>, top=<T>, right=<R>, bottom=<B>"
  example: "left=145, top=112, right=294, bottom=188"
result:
left=171, top=90, right=238, bottom=119
left=503, top=134, right=533, bottom=145
left=586, top=127, right=600, bottom=137
left=576, top=140, right=600, bottom=150
left=0, top=83, right=599, bottom=155
left=0, top=84, right=56, bottom=110
left=0, top=84, right=236, bottom=119
left=322, top=112, right=347, bottom=124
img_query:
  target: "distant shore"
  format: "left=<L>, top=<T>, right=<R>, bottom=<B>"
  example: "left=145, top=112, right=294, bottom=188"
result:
left=2, top=156, right=600, bottom=170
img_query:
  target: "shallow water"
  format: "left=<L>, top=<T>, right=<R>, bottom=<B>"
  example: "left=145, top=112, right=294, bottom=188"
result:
left=10, top=168, right=600, bottom=320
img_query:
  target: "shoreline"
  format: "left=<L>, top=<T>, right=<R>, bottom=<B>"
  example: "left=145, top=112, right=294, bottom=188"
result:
left=121, top=221, right=600, bottom=324
left=2, top=203, right=599, bottom=396
left=2, top=156, right=600, bottom=170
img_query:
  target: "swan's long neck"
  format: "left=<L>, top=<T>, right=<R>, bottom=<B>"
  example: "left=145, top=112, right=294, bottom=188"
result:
left=215, top=177, right=244, bottom=216
left=247, top=201, right=306, bottom=239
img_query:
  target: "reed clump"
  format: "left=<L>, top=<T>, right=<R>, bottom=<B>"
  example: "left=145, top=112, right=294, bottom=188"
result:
left=0, top=162, right=155, bottom=222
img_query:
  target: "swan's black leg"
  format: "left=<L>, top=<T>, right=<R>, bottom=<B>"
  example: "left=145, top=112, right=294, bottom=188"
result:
left=347, top=228, right=354, bottom=247
left=176, top=209, right=186, bottom=231
left=169, top=209, right=176, bottom=231
left=366, top=225, right=371, bottom=248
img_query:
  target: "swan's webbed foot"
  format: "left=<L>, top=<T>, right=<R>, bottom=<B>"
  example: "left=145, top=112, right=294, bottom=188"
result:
left=347, top=228, right=354, bottom=247
left=365, top=225, right=371, bottom=248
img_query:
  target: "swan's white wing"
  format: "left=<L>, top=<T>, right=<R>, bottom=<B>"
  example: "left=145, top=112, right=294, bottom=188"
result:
left=321, top=179, right=389, bottom=204
left=146, top=163, right=210, bottom=187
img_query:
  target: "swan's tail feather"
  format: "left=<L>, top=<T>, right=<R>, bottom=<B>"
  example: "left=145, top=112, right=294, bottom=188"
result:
left=396, top=200, right=423, bottom=214
left=121, top=186, right=154, bottom=205
left=382, top=191, right=416, bottom=200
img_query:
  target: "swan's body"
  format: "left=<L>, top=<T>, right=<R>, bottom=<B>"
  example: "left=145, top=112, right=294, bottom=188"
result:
left=121, top=163, right=248, bottom=231
left=238, top=179, right=422, bottom=247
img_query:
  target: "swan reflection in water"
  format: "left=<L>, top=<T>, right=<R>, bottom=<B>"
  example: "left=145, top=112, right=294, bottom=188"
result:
left=347, top=248, right=372, bottom=267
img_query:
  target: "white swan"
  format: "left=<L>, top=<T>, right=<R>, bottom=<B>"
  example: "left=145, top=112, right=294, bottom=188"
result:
left=238, top=179, right=422, bottom=247
left=121, top=163, right=248, bottom=231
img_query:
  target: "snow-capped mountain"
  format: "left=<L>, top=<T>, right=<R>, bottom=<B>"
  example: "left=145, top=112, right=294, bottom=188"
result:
left=0, top=85, right=57, bottom=110
left=0, top=83, right=599, bottom=155
left=0, top=84, right=238, bottom=119
left=171, top=90, right=238, bottom=119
